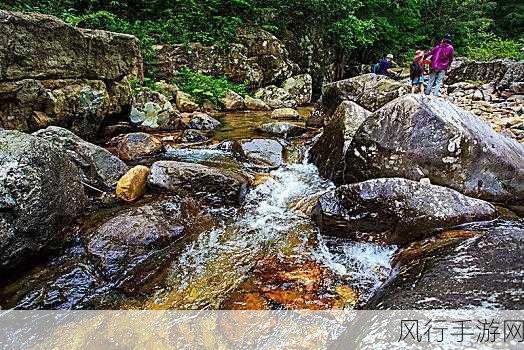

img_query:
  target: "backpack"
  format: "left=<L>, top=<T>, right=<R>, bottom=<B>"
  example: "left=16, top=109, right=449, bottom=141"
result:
left=371, top=62, right=381, bottom=74
left=410, top=62, right=423, bottom=80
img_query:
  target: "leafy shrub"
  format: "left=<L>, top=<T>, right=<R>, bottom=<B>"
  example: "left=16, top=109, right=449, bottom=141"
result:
left=174, top=68, right=248, bottom=107
left=464, top=33, right=524, bottom=61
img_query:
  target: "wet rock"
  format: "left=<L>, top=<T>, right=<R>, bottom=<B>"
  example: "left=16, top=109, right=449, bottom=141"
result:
left=343, top=94, right=524, bottom=204
left=271, top=108, right=300, bottom=120
left=307, top=74, right=409, bottom=127
left=0, top=10, right=142, bottom=137
left=222, top=91, right=245, bottom=111
left=110, top=132, right=163, bottom=161
left=165, top=147, right=243, bottom=169
left=148, top=161, right=250, bottom=205
left=86, top=199, right=187, bottom=292
left=116, top=165, right=150, bottom=202
left=179, top=129, right=209, bottom=143
left=364, top=221, right=524, bottom=309
left=282, top=74, right=313, bottom=106
left=312, top=178, right=497, bottom=246
left=33, top=126, right=128, bottom=190
left=0, top=130, right=86, bottom=272
left=309, top=101, right=371, bottom=183
left=176, top=91, right=198, bottom=112
left=244, top=95, right=270, bottom=111
left=188, top=112, right=220, bottom=131
left=254, top=85, right=297, bottom=109
left=239, top=138, right=285, bottom=168
left=129, top=89, right=183, bottom=131
left=258, top=122, right=308, bottom=138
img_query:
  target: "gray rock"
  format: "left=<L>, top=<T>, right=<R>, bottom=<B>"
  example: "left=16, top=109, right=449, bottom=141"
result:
left=222, top=91, right=245, bottom=111
left=254, top=85, right=297, bottom=109
left=312, top=178, right=497, bottom=246
left=188, top=112, right=221, bottom=131
left=306, top=73, right=409, bottom=127
left=239, top=138, right=285, bottom=168
left=282, top=74, right=313, bottom=106
left=0, top=130, right=86, bottom=272
left=244, top=95, right=270, bottom=111
left=179, top=129, right=209, bottom=143
left=148, top=161, right=250, bottom=205
left=309, top=101, right=371, bottom=183
left=33, top=126, right=128, bottom=190
left=343, top=94, right=524, bottom=204
left=258, top=122, right=308, bottom=138
left=364, top=220, right=524, bottom=309
left=129, top=89, right=183, bottom=131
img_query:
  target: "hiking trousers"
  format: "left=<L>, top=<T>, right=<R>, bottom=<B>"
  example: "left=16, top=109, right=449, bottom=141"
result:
left=425, top=70, right=446, bottom=96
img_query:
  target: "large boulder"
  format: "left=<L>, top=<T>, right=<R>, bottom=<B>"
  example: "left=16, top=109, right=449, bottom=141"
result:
left=0, top=10, right=142, bottom=138
left=271, top=107, right=300, bottom=120
left=33, top=126, right=128, bottom=190
left=312, top=178, right=497, bottom=246
left=446, top=58, right=524, bottom=96
left=148, top=161, right=251, bottom=205
left=0, top=130, right=86, bottom=272
left=153, top=27, right=295, bottom=89
left=341, top=94, right=524, bottom=204
left=175, top=91, right=199, bottom=112
left=306, top=74, right=409, bottom=127
left=364, top=221, right=524, bottom=309
left=244, top=95, right=270, bottom=111
left=254, top=85, right=297, bottom=109
left=129, top=89, right=183, bottom=131
left=308, top=101, right=371, bottom=183
left=109, top=132, right=163, bottom=161
left=86, top=198, right=189, bottom=292
left=282, top=74, right=313, bottom=106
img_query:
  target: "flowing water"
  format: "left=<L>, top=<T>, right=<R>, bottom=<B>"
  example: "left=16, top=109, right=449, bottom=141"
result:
left=0, top=110, right=396, bottom=310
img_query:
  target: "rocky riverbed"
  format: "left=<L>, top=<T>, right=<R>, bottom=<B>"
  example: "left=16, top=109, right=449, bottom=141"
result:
left=0, top=10, right=523, bottom=314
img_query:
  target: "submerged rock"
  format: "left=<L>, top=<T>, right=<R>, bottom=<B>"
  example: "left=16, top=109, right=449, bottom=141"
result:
left=33, top=126, right=128, bottom=190
left=343, top=94, right=524, bottom=204
left=110, top=132, right=163, bottom=161
left=86, top=199, right=187, bottom=292
left=258, top=122, right=308, bottom=138
left=116, top=165, right=150, bottom=202
left=312, top=178, right=497, bottom=245
left=239, top=138, right=285, bottom=168
left=188, top=112, right=221, bottom=131
left=307, top=73, right=409, bottom=127
left=271, top=108, right=300, bottom=120
left=0, top=130, right=86, bottom=272
left=309, top=101, right=371, bottom=183
left=364, top=221, right=524, bottom=309
left=222, top=91, right=245, bottom=111
left=282, top=74, right=313, bottom=106
left=148, top=161, right=250, bottom=205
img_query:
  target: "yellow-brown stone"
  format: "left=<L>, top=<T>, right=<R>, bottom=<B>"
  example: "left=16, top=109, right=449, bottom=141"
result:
left=116, top=165, right=150, bottom=202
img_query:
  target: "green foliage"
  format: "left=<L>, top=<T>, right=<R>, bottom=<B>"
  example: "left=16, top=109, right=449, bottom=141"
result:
left=464, top=33, right=524, bottom=61
left=174, top=68, right=248, bottom=107
left=129, top=77, right=166, bottom=96
left=2, top=0, right=522, bottom=71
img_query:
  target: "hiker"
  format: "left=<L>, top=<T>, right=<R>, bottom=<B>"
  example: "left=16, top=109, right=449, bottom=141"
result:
left=372, top=54, right=397, bottom=78
left=424, top=34, right=455, bottom=96
left=410, top=50, right=430, bottom=93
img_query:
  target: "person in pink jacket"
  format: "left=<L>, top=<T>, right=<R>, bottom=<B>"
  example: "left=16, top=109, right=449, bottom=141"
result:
left=424, top=34, right=455, bottom=96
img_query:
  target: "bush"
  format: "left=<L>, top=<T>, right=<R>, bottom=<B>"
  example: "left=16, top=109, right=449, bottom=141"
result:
left=464, top=33, right=524, bottom=61
left=174, top=68, right=248, bottom=107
